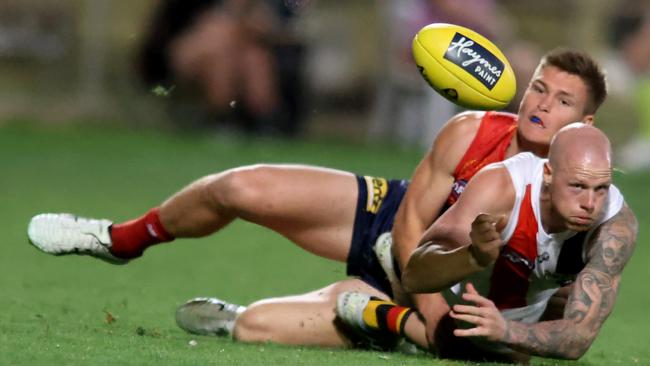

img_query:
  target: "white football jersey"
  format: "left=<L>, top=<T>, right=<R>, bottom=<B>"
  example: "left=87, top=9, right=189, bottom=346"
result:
left=443, top=152, right=624, bottom=352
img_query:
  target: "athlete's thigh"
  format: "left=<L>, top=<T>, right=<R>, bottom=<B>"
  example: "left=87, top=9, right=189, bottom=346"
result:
left=233, top=278, right=388, bottom=347
left=231, top=164, right=359, bottom=261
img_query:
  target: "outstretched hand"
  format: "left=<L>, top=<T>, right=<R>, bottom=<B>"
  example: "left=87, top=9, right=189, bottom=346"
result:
left=450, top=283, right=507, bottom=342
left=469, top=213, right=506, bottom=267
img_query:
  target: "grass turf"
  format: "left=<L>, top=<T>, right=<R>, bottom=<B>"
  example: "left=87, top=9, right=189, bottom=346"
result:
left=1, top=122, right=648, bottom=365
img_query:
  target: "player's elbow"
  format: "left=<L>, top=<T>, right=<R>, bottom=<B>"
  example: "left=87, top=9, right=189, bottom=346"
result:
left=400, top=268, right=419, bottom=293
left=570, top=338, right=596, bottom=360
left=561, top=345, right=589, bottom=360
left=401, top=275, right=433, bottom=293
left=401, top=253, right=429, bottom=293
left=401, top=244, right=453, bottom=293
left=401, top=261, right=442, bottom=293
left=553, top=335, right=594, bottom=360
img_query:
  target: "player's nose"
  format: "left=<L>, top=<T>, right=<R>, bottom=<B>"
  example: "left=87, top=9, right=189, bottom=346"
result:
left=579, top=190, right=596, bottom=213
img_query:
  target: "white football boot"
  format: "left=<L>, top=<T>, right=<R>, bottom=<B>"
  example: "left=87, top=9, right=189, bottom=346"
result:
left=335, top=291, right=400, bottom=351
left=336, top=291, right=372, bottom=332
left=176, top=297, right=246, bottom=337
left=27, top=213, right=128, bottom=264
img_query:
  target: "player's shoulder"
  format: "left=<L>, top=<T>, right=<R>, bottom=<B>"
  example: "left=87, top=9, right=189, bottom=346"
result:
left=436, top=110, right=517, bottom=144
left=500, top=152, right=545, bottom=188
left=503, top=151, right=544, bottom=168
left=458, top=158, right=516, bottom=212
left=429, top=111, right=485, bottom=172
left=444, top=110, right=485, bottom=134
left=433, top=111, right=484, bottom=151
left=470, top=151, right=540, bottom=199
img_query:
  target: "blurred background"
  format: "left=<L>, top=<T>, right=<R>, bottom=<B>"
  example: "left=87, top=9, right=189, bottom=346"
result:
left=2, top=3, right=650, bottom=364
left=1, top=0, right=649, bottom=166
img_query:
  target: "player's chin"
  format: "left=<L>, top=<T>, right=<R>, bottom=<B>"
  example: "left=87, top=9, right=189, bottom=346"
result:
left=565, top=218, right=594, bottom=232
left=519, top=126, right=552, bottom=147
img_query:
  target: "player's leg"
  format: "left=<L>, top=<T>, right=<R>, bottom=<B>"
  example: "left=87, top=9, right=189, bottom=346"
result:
left=28, top=164, right=359, bottom=262
left=340, top=234, right=450, bottom=351
left=176, top=278, right=391, bottom=347
left=335, top=291, right=449, bottom=351
left=232, top=278, right=391, bottom=347
left=155, top=164, right=357, bottom=260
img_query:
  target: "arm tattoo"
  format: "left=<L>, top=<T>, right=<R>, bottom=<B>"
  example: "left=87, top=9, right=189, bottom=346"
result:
left=502, top=205, right=638, bottom=359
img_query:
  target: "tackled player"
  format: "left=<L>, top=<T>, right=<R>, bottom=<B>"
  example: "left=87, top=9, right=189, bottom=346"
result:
left=337, top=123, right=637, bottom=362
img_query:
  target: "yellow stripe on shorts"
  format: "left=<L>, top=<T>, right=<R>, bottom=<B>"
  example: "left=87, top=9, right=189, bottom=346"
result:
left=363, top=176, right=388, bottom=214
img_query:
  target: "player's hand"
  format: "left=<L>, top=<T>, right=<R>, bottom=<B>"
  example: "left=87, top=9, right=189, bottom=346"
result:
left=469, top=213, right=505, bottom=267
left=450, top=283, right=507, bottom=342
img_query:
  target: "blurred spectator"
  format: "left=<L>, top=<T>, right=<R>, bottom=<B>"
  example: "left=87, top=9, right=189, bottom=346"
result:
left=137, top=0, right=306, bottom=136
left=602, top=2, right=650, bottom=170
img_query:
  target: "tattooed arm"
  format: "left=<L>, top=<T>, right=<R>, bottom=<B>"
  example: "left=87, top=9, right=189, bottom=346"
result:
left=502, top=204, right=638, bottom=359
left=450, top=204, right=638, bottom=360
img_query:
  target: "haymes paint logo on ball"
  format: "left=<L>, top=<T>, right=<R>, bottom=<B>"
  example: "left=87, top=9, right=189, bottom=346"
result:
left=443, top=32, right=504, bottom=90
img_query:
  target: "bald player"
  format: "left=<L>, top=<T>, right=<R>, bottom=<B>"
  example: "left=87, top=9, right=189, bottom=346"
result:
left=338, top=124, right=638, bottom=362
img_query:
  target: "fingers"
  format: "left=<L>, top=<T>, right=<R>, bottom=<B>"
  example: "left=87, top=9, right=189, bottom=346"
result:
left=472, top=213, right=507, bottom=233
left=472, top=213, right=497, bottom=231
left=454, top=327, right=489, bottom=337
left=451, top=283, right=507, bottom=341
left=451, top=304, right=488, bottom=317
left=461, top=286, right=494, bottom=308
left=465, top=282, right=479, bottom=295
left=470, top=215, right=502, bottom=243
left=449, top=310, right=484, bottom=326
left=495, top=214, right=508, bottom=232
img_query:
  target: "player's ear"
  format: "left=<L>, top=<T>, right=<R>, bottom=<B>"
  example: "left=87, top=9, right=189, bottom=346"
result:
left=581, top=114, right=594, bottom=126
left=543, top=162, right=553, bottom=186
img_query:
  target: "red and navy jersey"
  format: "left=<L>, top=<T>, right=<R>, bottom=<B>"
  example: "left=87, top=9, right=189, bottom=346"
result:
left=446, top=111, right=517, bottom=206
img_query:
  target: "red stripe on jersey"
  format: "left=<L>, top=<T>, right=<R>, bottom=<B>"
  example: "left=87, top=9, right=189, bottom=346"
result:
left=488, top=185, right=538, bottom=310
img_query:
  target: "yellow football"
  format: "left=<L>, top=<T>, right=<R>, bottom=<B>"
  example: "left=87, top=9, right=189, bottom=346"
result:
left=413, top=23, right=516, bottom=110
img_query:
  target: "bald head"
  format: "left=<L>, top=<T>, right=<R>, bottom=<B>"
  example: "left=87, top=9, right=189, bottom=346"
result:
left=548, top=123, right=612, bottom=172
left=543, top=123, right=613, bottom=233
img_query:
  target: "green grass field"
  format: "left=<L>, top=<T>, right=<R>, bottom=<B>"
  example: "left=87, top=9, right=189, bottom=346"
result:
left=1, top=122, right=648, bottom=366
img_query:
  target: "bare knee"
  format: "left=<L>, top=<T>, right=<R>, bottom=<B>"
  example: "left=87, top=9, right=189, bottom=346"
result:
left=205, top=164, right=276, bottom=213
left=232, top=301, right=276, bottom=343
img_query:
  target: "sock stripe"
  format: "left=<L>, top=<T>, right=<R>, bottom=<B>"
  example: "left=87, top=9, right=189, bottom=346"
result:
left=375, top=304, right=392, bottom=331
left=386, top=306, right=413, bottom=335
left=361, top=298, right=414, bottom=337
left=363, top=300, right=390, bottom=329
left=398, top=309, right=414, bottom=335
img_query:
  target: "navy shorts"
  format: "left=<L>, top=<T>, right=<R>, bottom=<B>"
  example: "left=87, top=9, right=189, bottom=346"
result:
left=347, top=175, right=409, bottom=297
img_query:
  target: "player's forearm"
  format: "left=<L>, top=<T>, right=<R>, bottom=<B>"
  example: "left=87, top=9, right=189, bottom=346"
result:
left=501, top=268, right=619, bottom=360
left=391, top=213, right=428, bottom=271
left=401, top=243, right=483, bottom=293
left=502, top=319, right=593, bottom=360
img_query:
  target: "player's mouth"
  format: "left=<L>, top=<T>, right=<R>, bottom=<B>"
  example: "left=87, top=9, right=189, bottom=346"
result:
left=530, top=115, right=545, bottom=128
left=570, top=216, right=593, bottom=226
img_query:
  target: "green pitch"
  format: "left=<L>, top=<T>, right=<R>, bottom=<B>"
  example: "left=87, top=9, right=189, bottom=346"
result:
left=1, top=122, right=648, bottom=366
